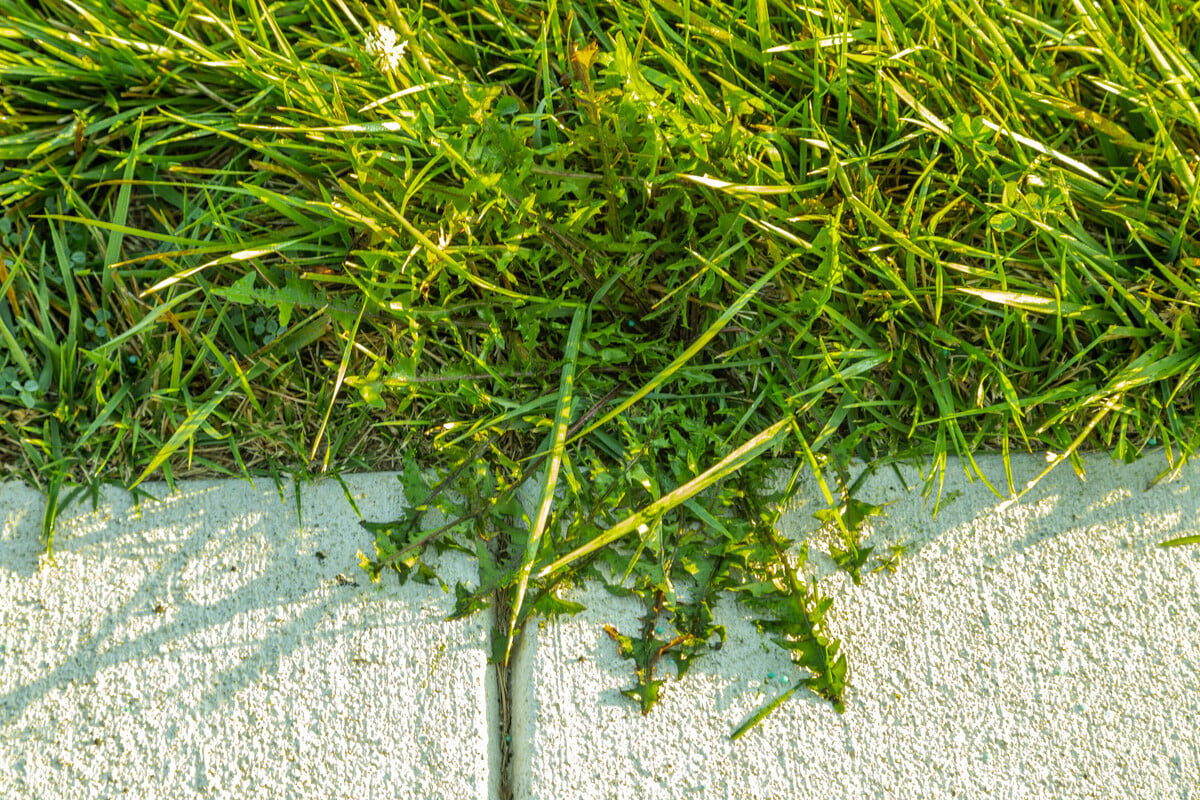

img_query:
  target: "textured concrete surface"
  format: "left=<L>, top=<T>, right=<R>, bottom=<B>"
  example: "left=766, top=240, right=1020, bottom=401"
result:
left=511, top=453, right=1200, bottom=800
left=0, top=474, right=495, bottom=800
left=4, top=454, right=1199, bottom=799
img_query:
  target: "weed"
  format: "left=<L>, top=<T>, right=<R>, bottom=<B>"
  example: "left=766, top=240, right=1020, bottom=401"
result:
left=2, top=0, right=1198, bottom=734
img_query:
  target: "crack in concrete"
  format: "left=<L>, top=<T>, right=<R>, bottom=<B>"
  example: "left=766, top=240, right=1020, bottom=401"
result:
left=493, top=596, right=514, bottom=800
left=491, top=530, right=515, bottom=800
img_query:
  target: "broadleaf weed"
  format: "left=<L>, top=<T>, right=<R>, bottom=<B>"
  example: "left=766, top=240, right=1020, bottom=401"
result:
left=4, top=0, right=1198, bottom=735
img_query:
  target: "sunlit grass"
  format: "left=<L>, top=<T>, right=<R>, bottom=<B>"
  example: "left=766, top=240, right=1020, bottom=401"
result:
left=2, top=0, right=1197, bottom=720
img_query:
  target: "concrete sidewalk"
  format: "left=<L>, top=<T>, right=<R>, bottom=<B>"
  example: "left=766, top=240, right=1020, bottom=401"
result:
left=0, top=475, right=496, bottom=799
left=2, top=453, right=1199, bottom=799
left=513, top=453, right=1200, bottom=799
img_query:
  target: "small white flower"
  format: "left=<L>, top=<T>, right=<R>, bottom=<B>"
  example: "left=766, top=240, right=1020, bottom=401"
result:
left=365, top=25, right=407, bottom=73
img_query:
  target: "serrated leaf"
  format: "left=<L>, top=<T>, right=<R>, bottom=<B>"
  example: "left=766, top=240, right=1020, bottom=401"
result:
left=448, top=581, right=491, bottom=620
left=830, top=543, right=873, bottom=585
left=357, top=550, right=383, bottom=583
left=841, top=497, right=884, bottom=531
left=532, top=593, right=586, bottom=617
left=734, top=580, right=782, bottom=598
left=413, top=562, right=447, bottom=591
left=399, top=460, right=432, bottom=508
left=786, top=637, right=831, bottom=671
left=374, top=529, right=400, bottom=560
left=604, top=624, right=635, bottom=657
left=621, top=679, right=665, bottom=715
left=669, top=642, right=706, bottom=677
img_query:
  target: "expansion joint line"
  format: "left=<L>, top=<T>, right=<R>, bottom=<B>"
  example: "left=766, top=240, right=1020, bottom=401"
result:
left=492, top=534, right=515, bottom=800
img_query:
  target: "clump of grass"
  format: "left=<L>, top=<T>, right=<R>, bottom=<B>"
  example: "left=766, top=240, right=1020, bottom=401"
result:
left=2, top=0, right=1197, bottom=728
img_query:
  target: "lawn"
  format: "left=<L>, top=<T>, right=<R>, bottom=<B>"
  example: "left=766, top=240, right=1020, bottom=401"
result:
left=1, top=0, right=1197, bottom=719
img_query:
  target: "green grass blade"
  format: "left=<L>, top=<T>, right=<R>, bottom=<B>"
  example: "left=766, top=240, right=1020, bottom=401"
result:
left=102, top=114, right=141, bottom=294
left=730, top=684, right=802, bottom=740
left=504, top=306, right=584, bottom=666
left=1160, top=535, right=1200, bottom=548
left=536, top=415, right=793, bottom=580
left=129, top=383, right=237, bottom=489
left=571, top=260, right=787, bottom=444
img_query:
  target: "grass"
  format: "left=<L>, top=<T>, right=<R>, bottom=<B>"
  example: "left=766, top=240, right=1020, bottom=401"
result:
left=2, top=0, right=1198, bottom=729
